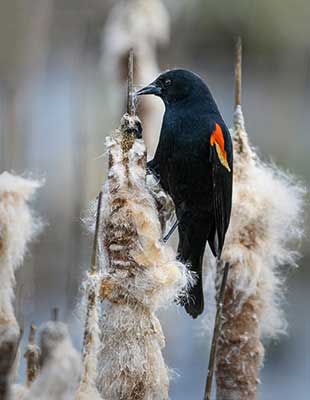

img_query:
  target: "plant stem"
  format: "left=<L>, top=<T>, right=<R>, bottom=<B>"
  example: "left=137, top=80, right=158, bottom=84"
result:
left=51, top=308, right=59, bottom=322
left=204, top=262, right=230, bottom=400
left=235, top=36, right=242, bottom=107
left=91, top=191, right=103, bottom=274
left=127, top=48, right=135, bottom=116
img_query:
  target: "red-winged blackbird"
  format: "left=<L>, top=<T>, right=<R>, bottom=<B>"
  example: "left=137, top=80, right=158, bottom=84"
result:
left=136, top=69, right=233, bottom=318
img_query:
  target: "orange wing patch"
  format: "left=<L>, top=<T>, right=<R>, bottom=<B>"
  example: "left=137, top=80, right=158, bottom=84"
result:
left=210, top=123, right=231, bottom=172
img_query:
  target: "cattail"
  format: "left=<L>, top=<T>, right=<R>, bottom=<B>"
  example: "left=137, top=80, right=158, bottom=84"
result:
left=0, top=324, right=21, bottom=399
left=96, top=113, right=190, bottom=400
left=0, top=172, right=42, bottom=399
left=76, top=272, right=102, bottom=400
left=23, top=322, right=81, bottom=400
left=215, top=38, right=305, bottom=400
left=102, top=0, right=170, bottom=157
left=76, top=194, right=103, bottom=400
left=24, top=324, right=40, bottom=387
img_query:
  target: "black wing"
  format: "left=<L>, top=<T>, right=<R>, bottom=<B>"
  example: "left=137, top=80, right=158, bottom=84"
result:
left=208, top=120, right=233, bottom=258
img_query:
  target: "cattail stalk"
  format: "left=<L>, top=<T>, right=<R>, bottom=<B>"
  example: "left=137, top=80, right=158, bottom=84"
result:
left=24, top=322, right=81, bottom=400
left=204, top=38, right=243, bottom=398
left=214, top=38, right=263, bottom=400
left=0, top=172, right=42, bottom=399
left=24, top=324, right=40, bottom=387
left=76, top=192, right=103, bottom=400
left=215, top=37, right=305, bottom=400
left=96, top=53, right=189, bottom=400
left=102, top=0, right=170, bottom=157
left=204, top=262, right=230, bottom=400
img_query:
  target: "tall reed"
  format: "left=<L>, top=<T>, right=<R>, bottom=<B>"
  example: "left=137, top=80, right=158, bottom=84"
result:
left=215, top=38, right=305, bottom=400
left=96, top=112, right=190, bottom=400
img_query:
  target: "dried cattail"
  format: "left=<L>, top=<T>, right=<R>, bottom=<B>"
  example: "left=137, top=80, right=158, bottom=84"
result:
left=96, top=113, right=190, bottom=400
left=102, top=0, right=170, bottom=157
left=0, top=173, right=42, bottom=325
left=23, top=322, right=81, bottom=400
left=76, top=194, right=103, bottom=400
left=215, top=39, right=305, bottom=400
left=24, top=324, right=40, bottom=387
left=0, top=324, right=21, bottom=399
left=75, top=274, right=102, bottom=400
left=0, top=172, right=42, bottom=399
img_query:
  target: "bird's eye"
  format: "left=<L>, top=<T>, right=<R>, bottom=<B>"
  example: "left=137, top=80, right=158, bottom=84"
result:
left=165, top=79, right=171, bottom=86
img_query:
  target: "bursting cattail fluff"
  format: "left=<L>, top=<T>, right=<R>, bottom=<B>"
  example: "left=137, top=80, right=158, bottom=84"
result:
left=0, top=172, right=42, bottom=325
left=96, top=114, right=190, bottom=400
left=23, top=322, right=81, bottom=400
left=76, top=272, right=102, bottom=400
left=102, top=0, right=170, bottom=157
left=0, top=172, right=42, bottom=399
left=215, top=106, right=305, bottom=400
left=24, top=324, right=40, bottom=387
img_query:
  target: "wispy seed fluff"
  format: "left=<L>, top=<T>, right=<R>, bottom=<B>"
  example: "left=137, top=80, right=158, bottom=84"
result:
left=0, top=172, right=42, bottom=325
left=97, top=114, right=190, bottom=400
left=23, top=322, right=81, bottom=400
left=215, top=106, right=305, bottom=400
left=102, top=0, right=170, bottom=156
left=76, top=272, right=102, bottom=400
left=0, top=172, right=42, bottom=399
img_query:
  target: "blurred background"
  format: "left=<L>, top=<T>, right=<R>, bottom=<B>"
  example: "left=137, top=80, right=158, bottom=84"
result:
left=0, top=0, right=309, bottom=398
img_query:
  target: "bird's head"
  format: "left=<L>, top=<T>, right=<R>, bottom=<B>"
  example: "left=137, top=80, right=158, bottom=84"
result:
left=136, top=69, right=209, bottom=105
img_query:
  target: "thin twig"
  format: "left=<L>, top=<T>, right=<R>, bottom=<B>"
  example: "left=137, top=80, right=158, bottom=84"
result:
left=204, top=262, right=230, bottom=400
left=235, top=36, right=242, bottom=107
left=127, top=48, right=135, bottom=116
left=81, top=190, right=103, bottom=356
left=51, top=308, right=59, bottom=322
left=91, top=191, right=103, bottom=274
left=163, top=219, right=179, bottom=243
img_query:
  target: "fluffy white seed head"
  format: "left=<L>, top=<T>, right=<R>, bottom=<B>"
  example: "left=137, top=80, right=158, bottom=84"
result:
left=222, top=105, right=305, bottom=338
left=102, top=0, right=169, bottom=65
left=76, top=273, right=102, bottom=400
left=25, top=322, right=81, bottom=400
left=97, top=115, right=190, bottom=400
left=0, top=172, right=42, bottom=323
left=101, top=0, right=170, bottom=157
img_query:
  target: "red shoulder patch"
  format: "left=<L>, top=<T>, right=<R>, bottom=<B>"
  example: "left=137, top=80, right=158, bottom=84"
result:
left=210, top=123, right=231, bottom=172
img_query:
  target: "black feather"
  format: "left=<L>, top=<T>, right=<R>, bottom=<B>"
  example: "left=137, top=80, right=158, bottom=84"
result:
left=142, top=69, right=233, bottom=318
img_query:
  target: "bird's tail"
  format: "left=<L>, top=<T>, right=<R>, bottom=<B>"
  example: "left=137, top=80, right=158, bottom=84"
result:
left=184, top=268, right=204, bottom=318
left=178, top=218, right=208, bottom=319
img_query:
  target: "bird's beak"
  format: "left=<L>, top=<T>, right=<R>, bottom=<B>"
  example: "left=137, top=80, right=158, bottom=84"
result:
left=136, top=84, right=161, bottom=96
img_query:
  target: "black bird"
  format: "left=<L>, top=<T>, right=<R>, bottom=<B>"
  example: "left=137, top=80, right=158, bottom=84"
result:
left=136, top=69, right=233, bottom=318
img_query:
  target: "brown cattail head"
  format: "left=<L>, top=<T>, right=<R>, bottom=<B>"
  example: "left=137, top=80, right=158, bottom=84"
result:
left=102, top=0, right=170, bottom=157
left=25, top=321, right=81, bottom=400
left=96, top=114, right=190, bottom=400
left=214, top=39, right=305, bottom=399
left=0, top=173, right=42, bottom=399
left=24, top=324, right=40, bottom=387
left=0, top=173, right=42, bottom=325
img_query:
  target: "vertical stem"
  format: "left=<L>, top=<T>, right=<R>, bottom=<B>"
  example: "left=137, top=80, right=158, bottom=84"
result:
left=81, top=190, right=103, bottom=356
left=204, top=262, right=230, bottom=400
left=91, top=191, right=103, bottom=274
left=235, top=36, right=242, bottom=107
left=51, top=308, right=59, bottom=322
left=127, top=48, right=135, bottom=116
